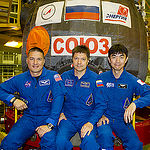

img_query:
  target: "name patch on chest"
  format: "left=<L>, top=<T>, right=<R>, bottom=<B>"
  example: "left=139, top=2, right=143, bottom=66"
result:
left=39, top=79, right=50, bottom=86
left=80, top=81, right=90, bottom=88
left=65, top=79, right=74, bottom=87
left=106, top=82, right=114, bottom=88
left=118, top=84, right=128, bottom=89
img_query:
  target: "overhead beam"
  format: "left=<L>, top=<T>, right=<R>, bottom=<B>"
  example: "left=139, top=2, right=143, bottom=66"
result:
left=0, top=1, right=9, bottom=8
left=0, top=33, right=22, bottom=41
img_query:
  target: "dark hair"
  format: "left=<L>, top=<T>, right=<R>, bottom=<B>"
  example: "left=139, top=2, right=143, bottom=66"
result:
left=28, top=47, right=44, bottom=57
left=72, top=45, right=90, bottom=59
left=108, top=44, right=128, bottom=58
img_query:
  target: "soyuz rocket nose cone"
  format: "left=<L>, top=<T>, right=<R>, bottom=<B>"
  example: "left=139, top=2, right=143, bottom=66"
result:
left=21, top=0, right=148, bottom=80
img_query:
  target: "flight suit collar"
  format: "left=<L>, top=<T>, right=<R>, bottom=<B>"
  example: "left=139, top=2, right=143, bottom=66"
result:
left=27, top=67, right=47, bottom=79
left=110, top=68, right=127, bottom=80
left=71, top=67, right=90, bottom=79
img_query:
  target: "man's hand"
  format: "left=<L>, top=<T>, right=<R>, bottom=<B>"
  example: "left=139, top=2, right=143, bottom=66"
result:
left=124, top=102, right=136, bottom=123
left=12, top=99, right=28, bottom=110
left=58, top=113, right=67, bottom=125
left=36, top=125, right=52, bottom=138
left=97, top=115, right=109, bottom=127
left=81, top=122, right=93, bottom=138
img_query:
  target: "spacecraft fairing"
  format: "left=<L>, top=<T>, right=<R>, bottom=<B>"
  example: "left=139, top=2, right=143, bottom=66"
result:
left=21, top=0, right=148, bottom=80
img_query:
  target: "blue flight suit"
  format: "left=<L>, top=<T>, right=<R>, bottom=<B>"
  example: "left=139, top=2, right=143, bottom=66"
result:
left=97, top=69, right=150, bottom=150
left=0, top=67, right=64, bottom=150
left=56, top=67, right=106, bottom=150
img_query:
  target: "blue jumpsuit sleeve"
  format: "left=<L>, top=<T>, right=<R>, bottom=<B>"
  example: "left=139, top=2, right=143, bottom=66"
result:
left=46, top=73, right=65, bottom=126
left=0, top=76, right=17, bottom=106
left=133, top=79, right=150, bottom=108
left=88, top=77, right=107, bottom=125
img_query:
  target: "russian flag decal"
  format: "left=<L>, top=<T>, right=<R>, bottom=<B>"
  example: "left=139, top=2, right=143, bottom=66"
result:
left=96, top=80, right=104, bottom=87
left=65, top=0, right=100, bottom=21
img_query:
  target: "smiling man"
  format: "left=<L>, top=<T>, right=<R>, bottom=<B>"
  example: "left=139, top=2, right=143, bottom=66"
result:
left=56, top=45, right=106, bottom=150
left=97, top=44, right=150, bottom=150
left=0, top=47, right=64, bottom=150
left=26, top=48, right=45, bottom=77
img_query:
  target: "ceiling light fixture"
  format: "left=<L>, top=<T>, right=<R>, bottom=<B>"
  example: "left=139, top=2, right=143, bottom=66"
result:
left=4, top=41, right=22, bottom=48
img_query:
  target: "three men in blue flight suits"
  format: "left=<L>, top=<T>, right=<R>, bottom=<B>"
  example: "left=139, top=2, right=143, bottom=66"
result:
left=56, top=45, right=107, bottom=150
left=1, top=42, right=150, bottom=150
left=0, top=47, right=64, bottom=150
left=97, top=44, right=150, bottom=150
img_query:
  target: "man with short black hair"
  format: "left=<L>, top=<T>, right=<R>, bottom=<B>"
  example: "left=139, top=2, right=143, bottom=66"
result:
left=97, top=44, right=150, bottom=150
left=56, top=45, right=106, bottom=150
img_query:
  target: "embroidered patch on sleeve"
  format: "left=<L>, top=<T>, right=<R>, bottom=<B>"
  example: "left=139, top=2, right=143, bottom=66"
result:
left=137, top=79, right=145, bottom=85
left=80, top=81, right=90, bottom=88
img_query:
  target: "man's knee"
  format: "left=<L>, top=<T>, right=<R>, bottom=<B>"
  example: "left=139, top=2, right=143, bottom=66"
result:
left=97, top=125, right=113, bottom=140
left=97, top=125, right=112, bottom=136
